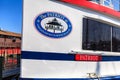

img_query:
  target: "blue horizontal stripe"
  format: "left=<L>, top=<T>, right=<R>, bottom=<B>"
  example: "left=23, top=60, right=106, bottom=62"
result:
left=20, top=78, right=89, bottom=80
left=21, top=51, right=74, bottom=61
left=102, top=56, right=120, bottom=61
left=21, top=51, right=120, bottom=61
left=20, top=76, right=120, bottom=80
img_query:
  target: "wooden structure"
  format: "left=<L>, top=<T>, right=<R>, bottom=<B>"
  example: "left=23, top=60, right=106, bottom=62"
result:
left=0, top=29, right=21, bottom=79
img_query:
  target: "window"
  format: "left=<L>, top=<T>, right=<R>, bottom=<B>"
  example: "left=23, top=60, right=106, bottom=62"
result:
left=112, top=27, right=120, bottom=52
left=82, top=18, right=120, bottom=52
left=104, top=1, right=110, bottom=6
left=112, top=0, right=120, bottom=11
left=89, top=0, right=100, bottom=3
left=0, top=35, right=4, bottom=38
left=83, top=18, right=111, bottom=51
left=103, top=0, right=113, bottom=8
left=105, top=0, right=110, bottom=2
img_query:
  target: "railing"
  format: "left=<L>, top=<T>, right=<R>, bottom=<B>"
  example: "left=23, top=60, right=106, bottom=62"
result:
left=0, top=42, right=21, bottom=47
left=0, top=57, right=3, bottom=80
left=4, top=58, right=18, bottom=70
left=0, top=54, right=20, bottom=79
left=0, top=41, right=21, bottom=79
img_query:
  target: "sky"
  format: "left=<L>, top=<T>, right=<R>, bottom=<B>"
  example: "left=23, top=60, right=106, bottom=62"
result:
left=0, top=0, right=22, bottom=34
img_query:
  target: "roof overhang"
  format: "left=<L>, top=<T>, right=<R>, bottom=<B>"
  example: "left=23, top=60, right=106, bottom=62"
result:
left=61, top=0, right=120, bottom=19
left=0, top=30, right=21, bottom=37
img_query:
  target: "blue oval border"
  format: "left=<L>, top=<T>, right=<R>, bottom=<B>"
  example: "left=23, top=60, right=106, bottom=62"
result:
left=35, top=12, right=72, bottom=38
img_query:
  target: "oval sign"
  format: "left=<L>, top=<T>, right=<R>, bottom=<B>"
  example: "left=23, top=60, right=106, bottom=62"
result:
left=35, top=12, right=72, bottom=38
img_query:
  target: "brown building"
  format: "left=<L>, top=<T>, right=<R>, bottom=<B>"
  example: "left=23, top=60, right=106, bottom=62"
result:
left=0, top=29, right=21, bottom=78
left=0, top=29, right=21, bottom=55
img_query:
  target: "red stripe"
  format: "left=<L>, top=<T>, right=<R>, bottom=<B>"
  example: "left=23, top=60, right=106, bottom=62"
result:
left=61, top=0, right=120, bottom=18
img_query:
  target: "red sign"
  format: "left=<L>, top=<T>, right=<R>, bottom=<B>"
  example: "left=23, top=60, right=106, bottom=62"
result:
left=75, top=54, right=101, bottom=61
